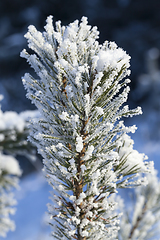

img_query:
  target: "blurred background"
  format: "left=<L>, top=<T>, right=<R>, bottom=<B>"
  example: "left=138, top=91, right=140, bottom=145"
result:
left=0, top=0, right=160, bottom=111
left=0, top=0, right=160, bottom=239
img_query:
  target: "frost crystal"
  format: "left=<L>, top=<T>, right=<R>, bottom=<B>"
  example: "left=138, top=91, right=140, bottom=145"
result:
left=76, top=136, right=83, bottom=152
left=21, top=16, right=152, bottom=239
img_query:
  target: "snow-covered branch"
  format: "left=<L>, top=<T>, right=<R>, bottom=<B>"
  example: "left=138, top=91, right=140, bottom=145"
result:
left=0, top=95, right=39, bottom=159
left=21, top=16, right=153, bottom=239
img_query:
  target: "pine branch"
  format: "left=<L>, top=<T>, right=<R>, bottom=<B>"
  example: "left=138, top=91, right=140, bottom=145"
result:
left=21, top=16, right=153, bottom=239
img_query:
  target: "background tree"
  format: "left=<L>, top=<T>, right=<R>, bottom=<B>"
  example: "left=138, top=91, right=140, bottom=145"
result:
left=119, top=169, right=160, bottom=240
left=0, top=95, right=40, bottom=237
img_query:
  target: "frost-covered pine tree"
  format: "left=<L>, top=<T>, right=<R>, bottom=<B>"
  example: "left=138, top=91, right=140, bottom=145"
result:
left=21, top=16, right=153, bottom=239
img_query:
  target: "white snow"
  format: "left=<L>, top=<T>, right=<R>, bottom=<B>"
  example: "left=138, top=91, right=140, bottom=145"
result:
left=59, top=111, right=69, bottom=121
left=82, top=145, right=94, bottom=160
left=0, top=110, right=25, bottom=132
left=0, top=152, right=22, bottom=176
left=0, top=134, right=4, bottom=142
left=80, top=164, right=87, bottom=173
left=96, top=106, right=104, bottom=115
left=76, top=136, right=83, bottom=152
left=96, top=47, right=130, bottom=72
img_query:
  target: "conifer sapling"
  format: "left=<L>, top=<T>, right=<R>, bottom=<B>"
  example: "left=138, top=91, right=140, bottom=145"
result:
left=21, top=16, right=153, bottom=239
